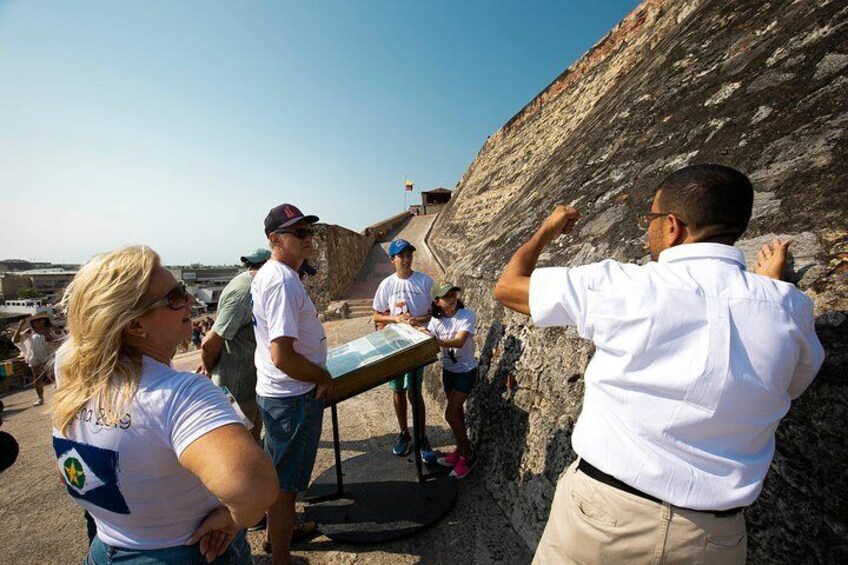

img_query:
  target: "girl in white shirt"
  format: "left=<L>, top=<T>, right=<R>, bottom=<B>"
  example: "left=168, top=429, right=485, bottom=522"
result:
left=425, top=283, right=478, bottom=479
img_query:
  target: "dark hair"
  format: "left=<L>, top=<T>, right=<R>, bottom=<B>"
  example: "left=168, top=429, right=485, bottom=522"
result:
left=430, top=298, right=465, bottom=319
left=657, top=164, right=753, bottom=242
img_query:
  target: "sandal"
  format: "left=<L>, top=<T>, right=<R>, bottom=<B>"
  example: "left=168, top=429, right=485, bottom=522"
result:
left=292, top=520, right=318, bottom=542
left=261, top=520, right=319, bottom=554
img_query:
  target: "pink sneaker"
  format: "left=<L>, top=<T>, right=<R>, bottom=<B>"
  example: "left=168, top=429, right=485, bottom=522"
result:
left=437, top=449, right=460, bottom=467
left=450, top=455, right=476, bottom=479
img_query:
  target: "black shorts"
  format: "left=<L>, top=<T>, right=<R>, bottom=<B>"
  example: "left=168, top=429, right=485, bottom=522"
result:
left=442, top=367, right=478, bottom=395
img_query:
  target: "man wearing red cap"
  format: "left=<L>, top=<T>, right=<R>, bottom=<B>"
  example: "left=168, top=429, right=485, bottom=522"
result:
left=252, top=203, right=331, bottom=565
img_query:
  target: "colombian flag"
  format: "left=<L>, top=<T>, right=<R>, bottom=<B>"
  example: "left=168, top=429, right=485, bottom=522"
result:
left=405, top=180, right=414, bottom=192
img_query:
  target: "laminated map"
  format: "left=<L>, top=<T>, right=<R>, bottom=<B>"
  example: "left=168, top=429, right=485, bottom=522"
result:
left=325, top=324, right=439, bottom=404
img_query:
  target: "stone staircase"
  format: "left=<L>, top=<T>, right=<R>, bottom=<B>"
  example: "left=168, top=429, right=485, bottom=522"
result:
left=322, top=297, right=374, bottom=322
left=345, top=298, right=374, bottom=319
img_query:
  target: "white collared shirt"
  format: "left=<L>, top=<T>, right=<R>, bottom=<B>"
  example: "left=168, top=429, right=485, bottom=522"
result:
left=530, top=243, right=825, bottom=510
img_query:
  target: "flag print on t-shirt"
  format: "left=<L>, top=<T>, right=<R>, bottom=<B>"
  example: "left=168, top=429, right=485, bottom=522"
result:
left=53, top=436, right=130, bottom=515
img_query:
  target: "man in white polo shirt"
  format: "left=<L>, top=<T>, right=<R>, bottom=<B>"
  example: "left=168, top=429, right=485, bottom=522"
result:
left=252, top=203, right=332, bottom=565
left=494, top=164, right=825, bottom=564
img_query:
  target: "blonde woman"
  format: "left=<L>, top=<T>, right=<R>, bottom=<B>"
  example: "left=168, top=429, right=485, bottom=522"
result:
left=52, top=246, right=278, bottom=564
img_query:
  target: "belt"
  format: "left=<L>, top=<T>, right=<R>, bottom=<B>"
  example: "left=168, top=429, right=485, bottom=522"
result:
left=576, top=459, right=743, bottom=518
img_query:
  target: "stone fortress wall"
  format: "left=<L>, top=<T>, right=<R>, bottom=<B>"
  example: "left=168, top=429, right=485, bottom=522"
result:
left=426, top=0, right=847, bottom=562
left=302, top=224, right=373, bottom=313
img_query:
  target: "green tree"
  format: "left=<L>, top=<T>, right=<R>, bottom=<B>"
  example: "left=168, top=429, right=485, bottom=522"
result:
left=17, top=287, right=45, bottom=299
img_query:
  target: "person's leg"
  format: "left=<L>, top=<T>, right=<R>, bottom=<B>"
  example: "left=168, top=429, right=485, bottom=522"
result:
left=256, top=394, right=303, bottom=564
left=267, top=490, right=297, bottom=565
left=265, top=391, right=324, bottom=559
left=406, top=368, right=426, bottom=432
left=406, top=389, right=427, bottom=433
left=34, top=376, right=45, bottom=402
left=32, top=364, right=45, bottom=404
left=445, top=390, right=471, bottom=458
left=393, top=391, right=409, bottom=434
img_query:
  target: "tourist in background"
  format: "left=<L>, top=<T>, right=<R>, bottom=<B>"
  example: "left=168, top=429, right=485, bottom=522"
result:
left=191, top=321, right=203, bottom=350
left=425, top=283, right=478, bottom=479
left=51, top=245, right=277, bottom=564
left=494, top=164, right=825, bottom=564
left=372, top=238, right=437, bottom=463
left=12, top=312, right=54, bottom=406
left=199, top=247, right=271, bottom=443
left=252, top=204, right=331, bottom=564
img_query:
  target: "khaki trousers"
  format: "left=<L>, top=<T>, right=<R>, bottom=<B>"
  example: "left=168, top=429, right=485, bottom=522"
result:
left=532, top=461, right=747, bottom=565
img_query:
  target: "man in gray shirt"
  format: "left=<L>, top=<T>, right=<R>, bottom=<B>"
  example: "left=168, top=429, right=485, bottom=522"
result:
left=200, top=248, right=271, bottom=442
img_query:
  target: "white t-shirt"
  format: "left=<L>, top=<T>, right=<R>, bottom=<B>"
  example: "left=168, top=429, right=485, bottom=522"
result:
left=372, top=272, right=434, bottom=318
left=17, top=331, right=50, bottom=367
left=427, top=309, right=477, bottom=372
left=52, top=356, right=242, bottom=550
left=252, top=260, right=327, bottom=398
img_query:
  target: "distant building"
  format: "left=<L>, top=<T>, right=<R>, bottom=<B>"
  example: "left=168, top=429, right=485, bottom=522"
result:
left=168, top=266, right=241, bottom=286
left=168, top=265, right=243, bottom=311
left=0, top=298, right=53, bottom=316
left=0, top=269, right=77, bottom=302
left=409, top=187, right=452, bottom=215
left=0, top=260, right=52, bottom=273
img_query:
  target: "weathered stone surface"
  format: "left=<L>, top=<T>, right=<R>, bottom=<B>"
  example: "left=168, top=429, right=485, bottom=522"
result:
left=428, top=0, right=848, bottom=562
left=303, top=224, right=373, bottom=313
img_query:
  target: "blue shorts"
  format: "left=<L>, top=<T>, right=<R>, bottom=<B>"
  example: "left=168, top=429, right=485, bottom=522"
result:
left=442, top=367, right=477, bottom=395
left=388, top=366, right=425, bottom=393
left=86, top=530, right=251, bottom=564
left=257, top=391, right=325, bottom=494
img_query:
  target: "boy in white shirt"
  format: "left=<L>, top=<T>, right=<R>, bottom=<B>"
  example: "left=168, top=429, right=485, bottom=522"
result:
left=372, top=239, right=437, bottom=463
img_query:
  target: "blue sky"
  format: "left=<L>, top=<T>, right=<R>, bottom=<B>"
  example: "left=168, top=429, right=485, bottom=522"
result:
left=0, top=0, right=639, bottom=265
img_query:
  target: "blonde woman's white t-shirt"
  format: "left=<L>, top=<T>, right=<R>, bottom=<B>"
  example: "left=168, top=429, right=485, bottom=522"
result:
left=52, top=356, right=242, bottom=550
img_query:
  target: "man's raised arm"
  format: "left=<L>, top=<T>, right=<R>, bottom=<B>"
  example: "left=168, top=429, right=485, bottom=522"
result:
left=494, top=205, right=580, bottom=315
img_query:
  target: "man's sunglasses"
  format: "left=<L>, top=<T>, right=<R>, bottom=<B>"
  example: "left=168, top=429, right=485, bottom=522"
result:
left=142, top=282, right=192, bottom=312
left=275, top=227, right=315, bottom=240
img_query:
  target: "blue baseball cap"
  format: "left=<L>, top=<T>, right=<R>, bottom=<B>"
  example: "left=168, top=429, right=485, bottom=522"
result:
left=388, top=239, right=416, bottom=257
